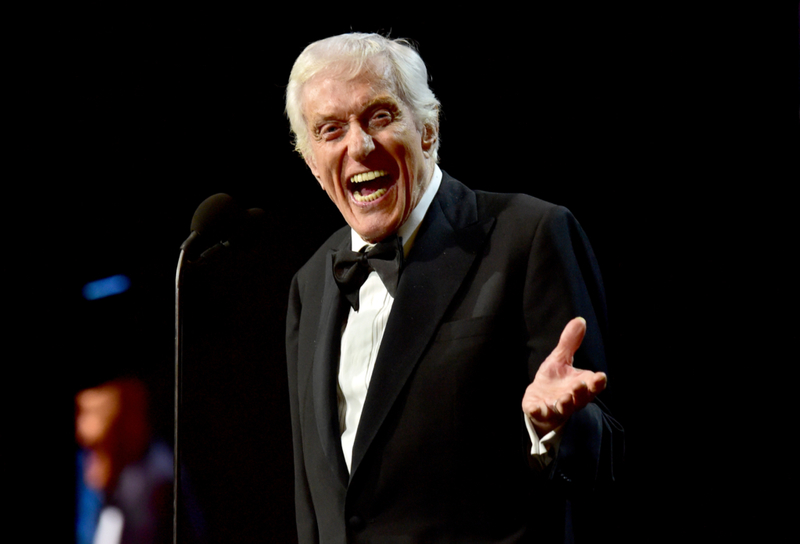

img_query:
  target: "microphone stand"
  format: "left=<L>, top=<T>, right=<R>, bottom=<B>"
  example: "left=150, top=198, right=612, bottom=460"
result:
left=173, top=235, right=194, bottom=544
left=170, top=195, right=252, bottom=543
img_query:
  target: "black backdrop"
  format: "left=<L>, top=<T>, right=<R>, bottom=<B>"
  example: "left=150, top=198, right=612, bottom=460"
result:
left=48, top=8, right=797, bottom=544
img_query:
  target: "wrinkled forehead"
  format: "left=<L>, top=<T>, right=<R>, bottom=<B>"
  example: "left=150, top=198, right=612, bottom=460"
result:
left=319, top=54, right=393, bottom=88
left=300, top=57, right=398, bottom=115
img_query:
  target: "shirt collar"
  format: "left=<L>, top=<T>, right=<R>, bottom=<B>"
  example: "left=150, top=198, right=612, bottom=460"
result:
left=350, top=165, right=442, bottom=255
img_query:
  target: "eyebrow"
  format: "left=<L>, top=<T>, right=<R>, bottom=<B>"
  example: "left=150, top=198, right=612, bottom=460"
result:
left=362, top=94, right=401, bottom=112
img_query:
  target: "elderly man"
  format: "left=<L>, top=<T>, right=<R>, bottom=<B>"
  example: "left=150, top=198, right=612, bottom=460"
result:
left=285, top=33, right=622, bottom=543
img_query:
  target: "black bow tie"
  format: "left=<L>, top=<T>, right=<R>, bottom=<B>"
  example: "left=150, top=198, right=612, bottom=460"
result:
left=332, top=235, right=403, bottom=311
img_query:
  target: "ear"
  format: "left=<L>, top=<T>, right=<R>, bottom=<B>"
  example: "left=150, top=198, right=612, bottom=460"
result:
left=304, top=153, right=324, bottom=189
left=421, top=124, right=437, bottom=154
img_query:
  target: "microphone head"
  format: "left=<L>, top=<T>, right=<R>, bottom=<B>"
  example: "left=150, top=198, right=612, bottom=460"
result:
left=190, top=193, right=243, bottom=241
left=182, top=194, right=264, bottom=262
left=245, top=207, right=267, bottom=234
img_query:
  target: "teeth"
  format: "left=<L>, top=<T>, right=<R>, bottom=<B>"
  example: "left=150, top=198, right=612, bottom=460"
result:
left=353, top=188, right=387, bottom=202
left=351, top=170, right=389, bottom=184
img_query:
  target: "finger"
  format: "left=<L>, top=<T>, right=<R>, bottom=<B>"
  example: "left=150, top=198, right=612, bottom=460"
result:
left=522, top=392, right=543, bottom=418
left=536, top=398, right=559, bottom=419
left=554, top=393, right=576, bottom=418
left=541, top=402, right=561, bottom=424
left=526, top=404, right=563, bottom=437
left=521, top=397, right=537, bottom=417
left=572, top=381, right=591, bottom=410
left=526, top=402, right=546, bottom=421
left=585, top=372, right=607, bottom=394
left=550, top=317, right=587, bottom=364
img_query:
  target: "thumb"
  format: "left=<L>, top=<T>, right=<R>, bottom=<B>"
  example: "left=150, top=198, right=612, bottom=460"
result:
left=550, top=317, right=587, bottom=364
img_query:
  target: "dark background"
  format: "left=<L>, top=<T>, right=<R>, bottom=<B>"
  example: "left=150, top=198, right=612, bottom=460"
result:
left=45, top=7, right=797, bottom=543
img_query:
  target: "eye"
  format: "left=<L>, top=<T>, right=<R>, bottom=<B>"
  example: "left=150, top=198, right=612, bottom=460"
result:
left=368, top=109, right=394, bottom=129
left=318, top=123, right=343, bottom=141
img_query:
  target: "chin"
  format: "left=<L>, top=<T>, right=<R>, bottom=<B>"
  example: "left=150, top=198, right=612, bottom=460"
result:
left=348, top=206, right=404, bottom=243
left=353, top=221, right=397, bottom=243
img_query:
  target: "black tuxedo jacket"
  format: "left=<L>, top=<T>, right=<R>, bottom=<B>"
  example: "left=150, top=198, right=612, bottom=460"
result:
left=286, top=172, right=623, bottom=544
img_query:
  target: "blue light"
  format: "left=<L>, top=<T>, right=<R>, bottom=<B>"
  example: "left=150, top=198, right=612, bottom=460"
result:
left=82, top=274, right=131, bottom=300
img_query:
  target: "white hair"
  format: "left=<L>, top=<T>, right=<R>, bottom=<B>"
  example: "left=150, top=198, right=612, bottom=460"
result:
left=286, top=33, right=440, bottom=160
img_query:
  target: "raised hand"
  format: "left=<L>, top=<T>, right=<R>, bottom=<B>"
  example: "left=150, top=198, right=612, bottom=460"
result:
left=522, top=317, right=607, bottom=436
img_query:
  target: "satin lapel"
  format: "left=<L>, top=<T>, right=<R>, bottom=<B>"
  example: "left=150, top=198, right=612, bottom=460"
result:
left=349, top=177, right=495, bottom=478
left=311, top=236, right=350, bottom=486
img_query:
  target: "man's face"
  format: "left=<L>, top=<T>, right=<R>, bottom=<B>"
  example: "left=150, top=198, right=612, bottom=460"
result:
left=301, top=69, right=436, bottom=243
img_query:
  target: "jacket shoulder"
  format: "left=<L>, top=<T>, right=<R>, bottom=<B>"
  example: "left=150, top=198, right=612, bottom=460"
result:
left=439, top=170, right=568, bottom=230
left=293, top=225, right=349, bottom=285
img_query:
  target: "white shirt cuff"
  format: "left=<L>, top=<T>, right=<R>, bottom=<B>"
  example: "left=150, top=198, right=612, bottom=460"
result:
left=524, top=413, right=563, bottom=460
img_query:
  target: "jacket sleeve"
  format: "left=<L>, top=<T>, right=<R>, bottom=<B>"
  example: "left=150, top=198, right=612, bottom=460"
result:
left=523, top=205, right=624, bottom=493
left=286, top=273, right=319, bottom=544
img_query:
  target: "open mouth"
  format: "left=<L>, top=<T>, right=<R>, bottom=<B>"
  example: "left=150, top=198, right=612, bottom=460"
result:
left=349, top=170, right=393, bottom=203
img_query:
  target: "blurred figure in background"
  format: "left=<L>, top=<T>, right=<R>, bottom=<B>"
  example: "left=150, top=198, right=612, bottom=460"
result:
left=75, top=377, right=186, bottom=544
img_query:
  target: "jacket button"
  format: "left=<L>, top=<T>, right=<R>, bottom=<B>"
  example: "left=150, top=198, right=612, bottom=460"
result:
left=347, top=515, right=365, bottom=530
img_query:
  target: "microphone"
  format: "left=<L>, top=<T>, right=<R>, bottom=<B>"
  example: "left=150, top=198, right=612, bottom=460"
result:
left=180, top=193, right=241, bottom=257
left=181, top=193, right=264, bottom=262
left=242, top=207, right=268, bottom=243
left=172, top=193, right=264, bottom=541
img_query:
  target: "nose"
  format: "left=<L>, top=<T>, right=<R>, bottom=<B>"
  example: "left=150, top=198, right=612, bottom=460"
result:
left=347, top=124, right=374, bottom=162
